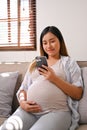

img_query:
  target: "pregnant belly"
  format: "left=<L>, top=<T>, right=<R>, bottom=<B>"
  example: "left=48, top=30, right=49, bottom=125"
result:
left=27, top=79, right=68, bottom=112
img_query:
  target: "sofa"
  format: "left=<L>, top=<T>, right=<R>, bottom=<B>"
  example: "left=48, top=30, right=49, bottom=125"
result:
left=0, top=61, right=87, bottom=130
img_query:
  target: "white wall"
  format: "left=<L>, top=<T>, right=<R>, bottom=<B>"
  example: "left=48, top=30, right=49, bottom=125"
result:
left=0, top=0, right=87, bottom=62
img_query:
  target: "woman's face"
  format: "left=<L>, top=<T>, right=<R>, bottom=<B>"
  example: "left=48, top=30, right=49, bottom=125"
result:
left=42, top=32, right=60, bottom=58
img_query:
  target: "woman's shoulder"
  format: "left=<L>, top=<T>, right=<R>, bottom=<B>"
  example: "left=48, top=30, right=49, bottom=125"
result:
left=61, top=55, right=78, bottom=62
left=61, top=56, right=75, bottom=63
left=61, top=56, right=74, bottom=61
left=61, top=56, right=78, bottom=68
left=61, top=56, right=81, bottom=73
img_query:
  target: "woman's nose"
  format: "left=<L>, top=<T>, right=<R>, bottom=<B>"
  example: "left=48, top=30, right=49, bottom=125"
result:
left=47, top=42, right=51, bottom=48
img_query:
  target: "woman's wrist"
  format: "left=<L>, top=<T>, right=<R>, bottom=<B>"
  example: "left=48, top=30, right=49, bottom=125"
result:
left=19, top=92, right=26, bottom=102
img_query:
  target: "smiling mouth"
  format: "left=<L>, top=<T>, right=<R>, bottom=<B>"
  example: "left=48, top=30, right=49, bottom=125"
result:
left=47, top=49, right=55, bottom=52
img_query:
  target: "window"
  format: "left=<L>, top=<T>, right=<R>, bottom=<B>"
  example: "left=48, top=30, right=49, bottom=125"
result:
left=0, top=0, right=36, bottom=51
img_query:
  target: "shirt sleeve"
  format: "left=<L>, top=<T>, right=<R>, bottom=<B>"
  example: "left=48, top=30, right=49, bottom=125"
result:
left=65, top=57, right=83, bottom=129
left=16, top=69, right=32, bottom=98
left=68, top=57, right=83, bottom=87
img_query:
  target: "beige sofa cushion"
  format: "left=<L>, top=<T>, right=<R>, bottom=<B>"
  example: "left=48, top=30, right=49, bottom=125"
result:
left=78, top=67, right=87, bottom=123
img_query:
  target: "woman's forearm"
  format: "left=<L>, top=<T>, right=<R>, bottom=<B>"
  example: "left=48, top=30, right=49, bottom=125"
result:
left=52, top=75, right=83, bottom=100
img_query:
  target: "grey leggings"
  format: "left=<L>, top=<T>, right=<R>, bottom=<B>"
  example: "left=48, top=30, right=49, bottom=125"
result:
left=1, top=107, right=71, bottom=130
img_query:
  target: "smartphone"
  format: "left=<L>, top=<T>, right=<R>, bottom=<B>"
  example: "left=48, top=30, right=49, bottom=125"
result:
left=35, top=56, right=48, bottom=69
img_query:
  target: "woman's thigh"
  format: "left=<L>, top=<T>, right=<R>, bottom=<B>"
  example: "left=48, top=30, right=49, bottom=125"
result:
left=1, top=107, right=37, bottom=130
left=30, top=111, right=71, bottom=130
left=13, top=107, right=38, bottom=130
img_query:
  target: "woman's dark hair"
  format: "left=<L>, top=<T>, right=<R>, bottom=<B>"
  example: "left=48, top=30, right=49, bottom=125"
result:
left=40, top=26, right=69, bottom=58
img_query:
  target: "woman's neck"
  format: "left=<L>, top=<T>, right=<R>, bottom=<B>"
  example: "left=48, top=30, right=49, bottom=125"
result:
left=47, top=55, right=60, bottom=66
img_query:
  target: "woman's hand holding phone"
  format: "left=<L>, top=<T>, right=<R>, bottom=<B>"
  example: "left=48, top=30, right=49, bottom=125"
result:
left=36, top=56, right=57, bottom=83
left=38, top=64, right=57, bottom=83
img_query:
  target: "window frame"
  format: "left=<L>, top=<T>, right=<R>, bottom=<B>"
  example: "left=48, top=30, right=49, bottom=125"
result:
left=0, top=0, right=37, bottom=51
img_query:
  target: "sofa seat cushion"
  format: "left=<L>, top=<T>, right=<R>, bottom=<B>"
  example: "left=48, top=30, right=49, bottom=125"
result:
left=76, top=125, right=87, bottom=130
left=0, top=117, right=7, bottom=125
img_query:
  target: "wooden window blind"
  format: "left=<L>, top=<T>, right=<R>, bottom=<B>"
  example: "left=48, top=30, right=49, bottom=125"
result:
left=0, top=0, right=36, bottom=51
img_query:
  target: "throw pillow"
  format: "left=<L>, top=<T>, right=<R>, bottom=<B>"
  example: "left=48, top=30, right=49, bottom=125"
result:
left=0, top=71, right=19, bottom=117
left=78, top=67, right=87, bottom=123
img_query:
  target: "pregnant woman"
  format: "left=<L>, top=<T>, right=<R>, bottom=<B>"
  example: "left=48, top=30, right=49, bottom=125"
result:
left=0, top=26, right=83, bottom=130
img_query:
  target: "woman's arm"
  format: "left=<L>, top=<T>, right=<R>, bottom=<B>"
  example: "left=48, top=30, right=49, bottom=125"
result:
left=16, top=70, right=31, bottom=102
left=51, top=75, right=83, bottom=100
left=17, top=70, right=42, bottom=113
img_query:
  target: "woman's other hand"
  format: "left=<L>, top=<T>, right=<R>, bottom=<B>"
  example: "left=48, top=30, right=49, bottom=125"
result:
left=20, top=100, right=42, bottom=113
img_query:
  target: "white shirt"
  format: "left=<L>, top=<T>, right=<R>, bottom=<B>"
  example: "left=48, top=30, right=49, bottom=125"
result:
left=27, top=59, right=69, bottom=114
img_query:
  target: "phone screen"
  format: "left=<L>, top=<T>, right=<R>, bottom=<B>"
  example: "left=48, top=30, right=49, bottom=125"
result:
left=35, top=56, right=48, bottom=68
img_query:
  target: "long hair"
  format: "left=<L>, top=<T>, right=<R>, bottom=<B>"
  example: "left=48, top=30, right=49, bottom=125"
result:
left=29, top=59, right=36, bottom=73
left=29, top=26, right=69, bottom=72
left=40, top=26, right=69, bottom=58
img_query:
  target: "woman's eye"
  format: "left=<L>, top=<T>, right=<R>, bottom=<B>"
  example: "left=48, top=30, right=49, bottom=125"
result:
left=51, top=40, right=55, bottom=43
left=43, top=42, right=47, bottom=45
